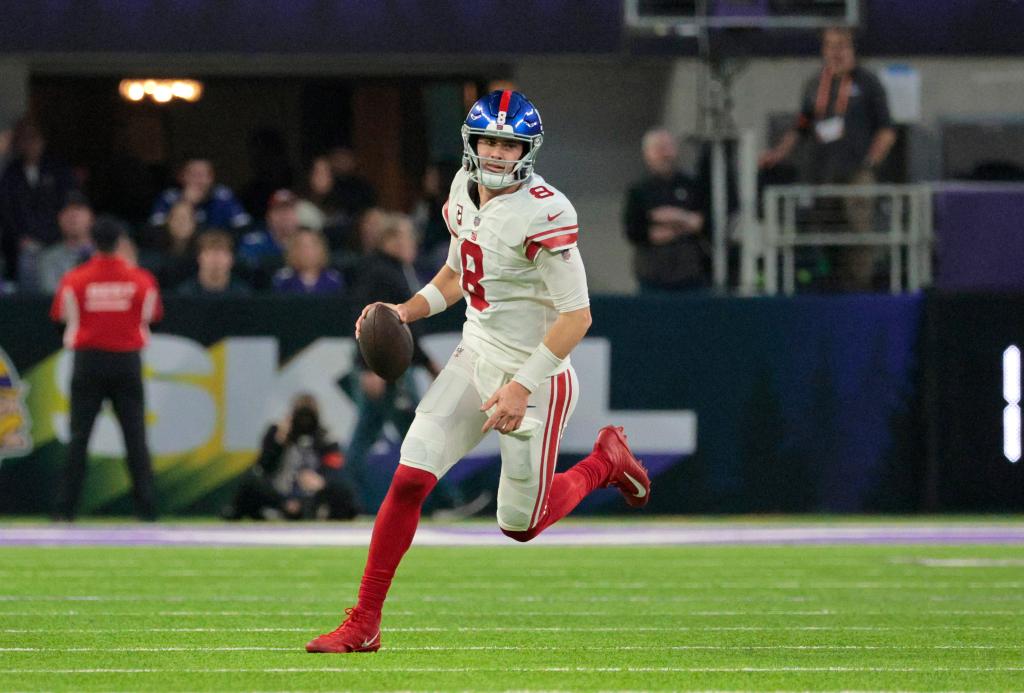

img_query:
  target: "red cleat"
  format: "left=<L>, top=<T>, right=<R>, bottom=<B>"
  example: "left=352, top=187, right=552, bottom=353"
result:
left=593, top=425, right=651, bottom=508
left=305, top=607, right=381, bottom=653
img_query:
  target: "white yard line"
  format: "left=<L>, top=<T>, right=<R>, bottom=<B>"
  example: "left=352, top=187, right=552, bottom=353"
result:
left=1, top=625, right=1017, bottom=633
left=0, top=644, right=1017, bottom=653
left=1, top=627, right=314, bottom=633
left=913, top=558, right=1024, bottom=567
left=1, top=609, right=1022, bottom=617
left=2, top=592, right=1021, bottom=604
left=186, top=687, right=991, bottom=691
left=2, top=666, right=1024, bottom=674
left=4, top=522, right=1024, bottom=547
left=2, top=583, right=1022, bottom=601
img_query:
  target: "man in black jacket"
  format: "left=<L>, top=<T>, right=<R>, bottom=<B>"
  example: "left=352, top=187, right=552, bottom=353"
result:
left=0, top=118, right=76, bottom=284
left=223, top=394, right=357, bottom=520
left=346, top=214, right=487, bottom=517
left=623, top=129, right=709, bottom=293
left=346, top=214, right=435, bottom=511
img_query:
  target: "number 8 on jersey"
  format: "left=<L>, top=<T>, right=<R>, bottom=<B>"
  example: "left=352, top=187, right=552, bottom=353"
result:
left=459, top=241, right=489, bottom=311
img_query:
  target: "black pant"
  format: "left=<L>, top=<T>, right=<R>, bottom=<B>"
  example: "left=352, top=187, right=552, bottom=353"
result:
left=226, top=471, right=359, bottom=521
left=56, top=350, right=157, bottom=520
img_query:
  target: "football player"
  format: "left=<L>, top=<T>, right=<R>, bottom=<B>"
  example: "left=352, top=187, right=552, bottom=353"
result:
left=306, top=90, right=652, bottom=654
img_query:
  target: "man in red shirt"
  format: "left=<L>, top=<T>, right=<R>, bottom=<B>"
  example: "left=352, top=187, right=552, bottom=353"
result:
left=50, top=217, right=163, bottom=521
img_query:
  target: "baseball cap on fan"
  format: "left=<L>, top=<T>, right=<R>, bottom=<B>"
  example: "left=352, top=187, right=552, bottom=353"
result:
left=267, top=189, right=298, bottom=210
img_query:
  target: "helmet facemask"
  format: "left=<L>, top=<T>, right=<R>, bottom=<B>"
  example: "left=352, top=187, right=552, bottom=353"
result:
left=462, top=125, right=543, bottom=190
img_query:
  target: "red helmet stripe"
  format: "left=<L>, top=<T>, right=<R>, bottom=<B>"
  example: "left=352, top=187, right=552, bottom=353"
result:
left=498, top=89, right=512, bottom=116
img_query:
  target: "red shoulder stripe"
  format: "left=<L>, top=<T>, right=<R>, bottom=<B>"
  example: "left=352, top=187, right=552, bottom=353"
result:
left=526, top=224, right=578, bottom=241
left=442, top=200, right=456, bottom=237
left=536, top=232, right=578, bottom=249
left=525, top=231, right=579, bottom=261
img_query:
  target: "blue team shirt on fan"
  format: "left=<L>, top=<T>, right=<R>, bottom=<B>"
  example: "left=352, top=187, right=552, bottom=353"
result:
left=237, top=228, right=283, bottom=267
left=148, top=185, right=251, bottom=230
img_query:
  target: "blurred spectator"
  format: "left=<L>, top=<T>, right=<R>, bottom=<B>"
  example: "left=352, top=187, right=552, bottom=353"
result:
left=411, top=161, right=460, bottom=279
left=345, top=214, right=437, bottom=509
left=272, top=228, right=343, bottom=294
left=760, top=27, right=896, bottom=290
left=238, top=189, right=302, bottom=288
left=240, top=128, right=294, bottom=221
left=327, top=145, right=377, bottom=229
left=222, top=393, right=358, bottom=520
left=623, top=128, right=709, bottom=292
left=35, top=191, right=94, bottom=294
left=152, top=201, right=201, bottom=290
left=295, top=199, right=326, bottom=234
left=350, top=214, right=425, bottom=310
left=177, top=229, right=252, bottom=296
left=0, top=117, right=77, bottom=283
left=300, top=155, right=347, bottom=238
left=344, top=214, right=488, bottom=517
left=333, top=206, right=387, bottom=286
left=148, top=157, right=250, bottom=232
left=356, top=206, right=387, bottom=255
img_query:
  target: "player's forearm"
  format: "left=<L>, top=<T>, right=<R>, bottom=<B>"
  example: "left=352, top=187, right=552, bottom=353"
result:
left=434, top=266, right=464, bottom=306
left=402, top=266, right=462, bottom=323
left=401, top=294, right=432, bottom=323
left=542, top=307, right=592, bottom=359
left=511, top=307, right=591, bottom=394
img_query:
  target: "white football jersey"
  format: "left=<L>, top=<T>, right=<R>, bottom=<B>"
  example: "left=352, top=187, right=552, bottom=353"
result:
left=441, top=167, right=588, bottom=374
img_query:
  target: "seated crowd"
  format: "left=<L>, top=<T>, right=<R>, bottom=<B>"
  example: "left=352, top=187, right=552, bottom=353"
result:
left=0, top=118, right=452, bottom=297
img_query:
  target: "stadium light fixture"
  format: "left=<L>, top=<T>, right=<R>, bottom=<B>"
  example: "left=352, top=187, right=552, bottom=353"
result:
left=119, top=79, right=203, bottom=104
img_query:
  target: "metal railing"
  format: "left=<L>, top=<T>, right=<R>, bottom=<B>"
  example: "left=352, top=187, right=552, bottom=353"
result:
left=754, top=183, right=933, bottom=295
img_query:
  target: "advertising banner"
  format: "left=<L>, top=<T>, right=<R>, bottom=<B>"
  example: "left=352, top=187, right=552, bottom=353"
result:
left=0, top=294, right=923, bottom=515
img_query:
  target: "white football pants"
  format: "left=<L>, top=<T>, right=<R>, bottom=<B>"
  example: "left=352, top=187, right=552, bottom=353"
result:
left=399, top=342, right=579, bottom=531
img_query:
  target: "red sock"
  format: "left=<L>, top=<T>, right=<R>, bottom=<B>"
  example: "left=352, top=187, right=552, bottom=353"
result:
left=356, top=465, right=437, bottom=615
left=505, top=452, right=609, bottom=541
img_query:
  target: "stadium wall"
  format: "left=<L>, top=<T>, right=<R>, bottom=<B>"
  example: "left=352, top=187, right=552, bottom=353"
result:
left=7, top=292, right=1018, bottom=518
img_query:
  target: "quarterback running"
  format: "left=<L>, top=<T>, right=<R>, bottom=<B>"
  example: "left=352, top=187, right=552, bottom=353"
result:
left=306, top=90, right=651, bottom=654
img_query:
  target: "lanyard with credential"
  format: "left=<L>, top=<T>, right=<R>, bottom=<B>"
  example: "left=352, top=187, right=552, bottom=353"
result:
left=814, top=68, right=852, bottom=120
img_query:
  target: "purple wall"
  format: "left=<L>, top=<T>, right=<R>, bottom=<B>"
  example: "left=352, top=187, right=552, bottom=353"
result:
left=0, top=1, right=621, bottom=54
left=2, top=1, right=1024, bottom=56
left=934, top=184, right=1024, bottom=291
left=863, top=0, right=1024, bottom=54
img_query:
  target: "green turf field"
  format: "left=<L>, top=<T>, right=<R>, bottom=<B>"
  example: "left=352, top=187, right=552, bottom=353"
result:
left=1, top=540, right=1023, bottom=691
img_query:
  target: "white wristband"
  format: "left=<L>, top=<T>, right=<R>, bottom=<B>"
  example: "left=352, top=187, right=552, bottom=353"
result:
left=416, top=283, right=447, bottom=317
left=512, top=343, right=565, bottom=393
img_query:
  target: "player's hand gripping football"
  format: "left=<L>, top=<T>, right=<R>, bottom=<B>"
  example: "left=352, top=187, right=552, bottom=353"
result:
left=481, top=381, right=530, bottom=435
left=355, top=302, right=408, bottom=339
